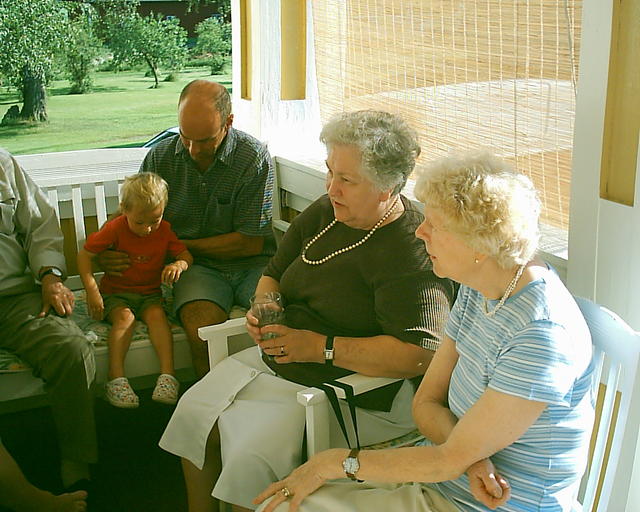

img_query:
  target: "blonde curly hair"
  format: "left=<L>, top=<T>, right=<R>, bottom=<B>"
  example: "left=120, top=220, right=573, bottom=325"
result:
left=414, top=150, right=540, bottom=269
left=120, top=173, right=169, bottom=212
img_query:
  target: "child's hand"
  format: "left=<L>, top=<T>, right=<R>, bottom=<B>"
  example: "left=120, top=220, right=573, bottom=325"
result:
left=86, top=290, right=104, bottom=321
left=162, top=261, right=187, bottom=285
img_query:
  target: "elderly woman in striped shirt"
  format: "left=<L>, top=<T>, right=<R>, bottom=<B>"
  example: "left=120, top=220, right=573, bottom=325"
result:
left=255, top=150, right=595, bottom=512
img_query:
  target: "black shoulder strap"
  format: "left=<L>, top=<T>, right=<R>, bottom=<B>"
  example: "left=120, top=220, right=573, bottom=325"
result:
left=317, top=380, right=361, bottom=449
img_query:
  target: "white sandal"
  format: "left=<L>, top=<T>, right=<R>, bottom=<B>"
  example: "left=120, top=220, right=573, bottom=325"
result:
left=105, top=377, right=139, bottom=408
left=152, top=374, right=179, bottom=405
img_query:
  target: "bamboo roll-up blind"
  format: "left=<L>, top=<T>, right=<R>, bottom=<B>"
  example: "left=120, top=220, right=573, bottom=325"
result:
left=312, top=0, right=582, bottom=230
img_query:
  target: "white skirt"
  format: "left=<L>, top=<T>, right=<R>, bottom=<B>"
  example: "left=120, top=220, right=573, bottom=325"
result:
left=159, top=346, right=417, bottom=509
left=256, top=481, right=461, bottom=512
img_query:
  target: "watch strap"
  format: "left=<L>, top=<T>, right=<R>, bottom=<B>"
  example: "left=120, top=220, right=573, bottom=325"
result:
left=324, top=335, right=335, bottom=365
left=39, top=267, right=63, bottom=281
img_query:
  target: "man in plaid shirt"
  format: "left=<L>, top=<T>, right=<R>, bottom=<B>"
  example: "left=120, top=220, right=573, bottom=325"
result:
left=102, top=81, right=275, bottom=378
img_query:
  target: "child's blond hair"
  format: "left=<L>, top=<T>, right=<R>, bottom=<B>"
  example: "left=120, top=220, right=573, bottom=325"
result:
left=120, top=173, right=169, bottom=212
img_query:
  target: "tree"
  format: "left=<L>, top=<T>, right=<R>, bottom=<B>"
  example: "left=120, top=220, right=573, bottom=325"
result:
left=0, top=0, right=67, bottom=122
left=193, top=16, right=231, bottom=75
left=106, top=11, right=188, bottom=88
left=65, top=5, right=104, bottom=94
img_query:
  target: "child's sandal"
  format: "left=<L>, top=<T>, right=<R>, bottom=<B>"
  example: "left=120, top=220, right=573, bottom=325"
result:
left=105, top=377, right=139, bottom=408
left=152, top=374, right=180, bottom=405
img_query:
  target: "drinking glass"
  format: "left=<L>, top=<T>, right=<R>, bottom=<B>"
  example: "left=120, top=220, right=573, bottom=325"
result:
left=250, top=291, right=285, bottom=340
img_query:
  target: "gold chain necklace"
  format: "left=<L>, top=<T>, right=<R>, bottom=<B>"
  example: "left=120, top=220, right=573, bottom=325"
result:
left=301, top=197, right=400, bottom=266
left=483, top=263, right=527, bottom=317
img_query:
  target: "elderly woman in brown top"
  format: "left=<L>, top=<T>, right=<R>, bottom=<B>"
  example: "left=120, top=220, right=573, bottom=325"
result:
left=159, top=110, right=457, bottom=512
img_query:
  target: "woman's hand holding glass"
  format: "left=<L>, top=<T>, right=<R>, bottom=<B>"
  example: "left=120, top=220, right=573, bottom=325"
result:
left=247, top=293, right=325, bottom=363
left=247, top=292, right=285, bottom=358
left=259, top=326, right=325, bottom=363
left=249, top=292, right=285, bottom=338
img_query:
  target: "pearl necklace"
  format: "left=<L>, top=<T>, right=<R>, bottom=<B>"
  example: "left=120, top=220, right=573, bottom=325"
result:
left=301, top=197, right=400, bottom=266
left=483, top=263, right=527, bottom=317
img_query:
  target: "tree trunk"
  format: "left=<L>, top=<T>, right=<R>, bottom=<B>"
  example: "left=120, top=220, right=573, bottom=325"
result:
left=145, top=56, right=159, bottom=88
left=152, top=66, right=159, bottom=89
left=20, top=68, right=48, bottom=122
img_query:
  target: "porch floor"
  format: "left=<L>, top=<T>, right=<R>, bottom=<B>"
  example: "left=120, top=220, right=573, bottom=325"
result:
left=0, top=380, right=195, bottom=512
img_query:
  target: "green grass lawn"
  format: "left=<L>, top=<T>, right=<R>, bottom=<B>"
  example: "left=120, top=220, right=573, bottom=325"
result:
left=0, top=67, right=231, bottom=155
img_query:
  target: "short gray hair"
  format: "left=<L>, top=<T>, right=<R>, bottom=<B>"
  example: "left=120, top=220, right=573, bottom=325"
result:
left=414, top=150, right=540, bottom=268
left=319, top=110, right=421, bottom=194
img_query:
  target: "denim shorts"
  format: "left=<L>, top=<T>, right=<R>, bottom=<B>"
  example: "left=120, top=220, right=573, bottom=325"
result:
left=171, top=264, right=263, bottom=314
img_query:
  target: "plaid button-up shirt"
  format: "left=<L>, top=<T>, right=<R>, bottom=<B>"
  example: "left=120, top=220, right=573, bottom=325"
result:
left=140, top=127, right=276, bottom=272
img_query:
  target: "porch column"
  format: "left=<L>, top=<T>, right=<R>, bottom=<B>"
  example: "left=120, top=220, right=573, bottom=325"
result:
left=230, top=0, right=323, bottom=159
left=568, top=0, right=640, bottom=331
left=569, top=2, right=640, bottom=510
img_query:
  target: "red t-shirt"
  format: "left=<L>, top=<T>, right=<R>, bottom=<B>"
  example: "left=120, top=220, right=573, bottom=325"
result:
left=84, top=215, right=187, bottom=295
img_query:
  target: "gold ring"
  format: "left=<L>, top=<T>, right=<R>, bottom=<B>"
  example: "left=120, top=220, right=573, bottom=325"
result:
left=280, top=346, right=285, bottom=355
left=281, top=487, right=292, bottom=498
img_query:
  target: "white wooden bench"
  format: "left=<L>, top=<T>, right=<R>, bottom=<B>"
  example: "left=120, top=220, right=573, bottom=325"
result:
left=0, top=151, right=327, bottom=411
left=0, top=149, right=194, bottom=409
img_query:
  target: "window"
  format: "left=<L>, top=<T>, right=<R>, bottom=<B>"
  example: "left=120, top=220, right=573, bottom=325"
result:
left=312, top=0, right=582, bottom=255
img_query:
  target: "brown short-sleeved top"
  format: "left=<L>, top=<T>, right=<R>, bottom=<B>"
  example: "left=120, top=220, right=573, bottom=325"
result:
left=263, top=195, right=457, bottom=349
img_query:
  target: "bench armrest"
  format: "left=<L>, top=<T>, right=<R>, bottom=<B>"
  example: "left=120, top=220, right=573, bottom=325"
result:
left=198, top=315, right=404, bottom=457
left=332, top=374, right=401, bottom=398
left=198, top=317, right=249, bottom=367
left=296, top=374, right=403, bottom=457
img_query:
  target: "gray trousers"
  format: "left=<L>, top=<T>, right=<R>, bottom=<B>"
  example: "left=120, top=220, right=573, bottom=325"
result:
left=0, top=289, right=98, bottom=464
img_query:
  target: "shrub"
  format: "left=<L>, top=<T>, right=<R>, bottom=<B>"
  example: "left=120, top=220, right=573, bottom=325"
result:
left=193, top=17, right=231, bottom=75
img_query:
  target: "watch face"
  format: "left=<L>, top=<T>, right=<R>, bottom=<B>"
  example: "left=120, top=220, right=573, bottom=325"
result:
left=343, top=456, right=359, bottom=475
left=41, top=267, right=63, bottom=279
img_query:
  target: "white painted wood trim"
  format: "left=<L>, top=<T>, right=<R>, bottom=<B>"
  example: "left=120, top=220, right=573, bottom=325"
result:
left=567, top=0, right=613, bottom=300
left=94, top=182, right=108, bottom=227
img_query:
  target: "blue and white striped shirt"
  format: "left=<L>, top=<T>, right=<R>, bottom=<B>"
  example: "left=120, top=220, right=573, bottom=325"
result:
left=432, top=269, right=595, bottom=511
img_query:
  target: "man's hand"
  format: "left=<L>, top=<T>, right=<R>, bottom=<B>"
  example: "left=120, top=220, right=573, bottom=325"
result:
left=40, top=275, right=75, bottom=317
left=95, top=249, right=130, bottom=277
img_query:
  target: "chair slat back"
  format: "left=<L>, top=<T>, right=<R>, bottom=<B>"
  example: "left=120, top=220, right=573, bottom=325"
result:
left=575, top=297, right=640, bottom=512
left=94, top=182, right=108, bottom=227
left=46, top=188, right=60, bottom=222
left=47, top=179, right=123, bottom=265
left=71, top=185, right=86, bottom=252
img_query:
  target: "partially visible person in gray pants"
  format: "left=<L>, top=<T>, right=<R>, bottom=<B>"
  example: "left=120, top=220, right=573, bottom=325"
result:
left=0, top=148, right=97, bottom=494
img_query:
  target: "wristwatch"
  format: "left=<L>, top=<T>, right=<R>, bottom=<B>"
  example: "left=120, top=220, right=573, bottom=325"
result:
left=324, top=335, right=335, bottom=365
left=39, top=267, right=63, bottom=281
left=342, top=448, right=362, bottom=481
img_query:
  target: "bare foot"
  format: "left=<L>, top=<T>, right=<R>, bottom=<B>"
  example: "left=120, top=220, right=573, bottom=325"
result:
left=49, top=490, right=88, bottom=512
left=24, top=489, right=87, bottom=512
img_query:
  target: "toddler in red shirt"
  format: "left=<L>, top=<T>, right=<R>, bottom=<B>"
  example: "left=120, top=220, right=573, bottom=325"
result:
left=78, top=173, right=193, bottom=408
